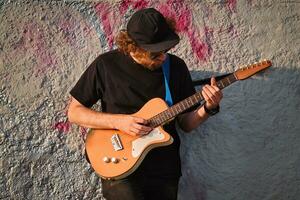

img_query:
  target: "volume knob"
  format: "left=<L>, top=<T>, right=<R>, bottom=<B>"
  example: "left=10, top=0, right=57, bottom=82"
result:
left=111, top=157, right=119, bottom=164
left=103, top=157, right=110, bottom=163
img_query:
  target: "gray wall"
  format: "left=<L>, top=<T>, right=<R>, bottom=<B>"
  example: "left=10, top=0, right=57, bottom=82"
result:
left=1, top=0, right=299, bottom=199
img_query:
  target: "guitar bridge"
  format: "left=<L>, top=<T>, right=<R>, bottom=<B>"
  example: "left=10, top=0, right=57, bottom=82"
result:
left=111, top=134, right=123, bottom=151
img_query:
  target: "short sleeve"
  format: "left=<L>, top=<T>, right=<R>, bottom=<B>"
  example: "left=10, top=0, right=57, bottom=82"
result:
left=70, top=58, right=104, bottom=107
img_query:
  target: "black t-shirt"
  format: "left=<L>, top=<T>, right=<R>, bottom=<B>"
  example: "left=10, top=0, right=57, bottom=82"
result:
left=70, top=49, right=196, bottom=178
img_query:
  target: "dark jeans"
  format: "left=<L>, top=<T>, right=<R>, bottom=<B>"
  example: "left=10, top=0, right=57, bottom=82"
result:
left=102, top=175, right=179, bottom=200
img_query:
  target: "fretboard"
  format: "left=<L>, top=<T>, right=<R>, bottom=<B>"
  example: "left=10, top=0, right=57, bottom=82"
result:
left=148, top=73, right=237, bottom=127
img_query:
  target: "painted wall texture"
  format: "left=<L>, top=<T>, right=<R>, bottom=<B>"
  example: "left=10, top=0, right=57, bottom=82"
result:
left=1, top=0, right=299, bottom=199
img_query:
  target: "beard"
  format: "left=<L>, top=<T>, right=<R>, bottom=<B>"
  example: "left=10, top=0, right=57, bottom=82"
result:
left=136, top=54, right=166, bottom=70
left=141, top=59, right=164, bottom=70
left=130, top=51, right=166, bottom=70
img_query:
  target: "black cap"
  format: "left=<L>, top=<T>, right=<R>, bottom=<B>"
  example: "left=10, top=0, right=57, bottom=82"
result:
left=127, top=8, right=180, bottom=52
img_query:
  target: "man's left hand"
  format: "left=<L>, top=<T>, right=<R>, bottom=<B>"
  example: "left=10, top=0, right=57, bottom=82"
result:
left=201, top=77, right=223, bottom=110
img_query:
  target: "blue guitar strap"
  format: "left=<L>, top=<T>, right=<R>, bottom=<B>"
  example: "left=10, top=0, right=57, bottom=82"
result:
left=162, top=54, right=173, bottom=106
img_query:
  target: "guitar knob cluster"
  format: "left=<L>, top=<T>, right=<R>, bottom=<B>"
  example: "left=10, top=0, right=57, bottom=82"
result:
left=103, top=157, right=119, bottom=164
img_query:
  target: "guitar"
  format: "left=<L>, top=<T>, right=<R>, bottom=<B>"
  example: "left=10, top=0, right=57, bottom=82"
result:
left=85, top=60, right=272, bottom=180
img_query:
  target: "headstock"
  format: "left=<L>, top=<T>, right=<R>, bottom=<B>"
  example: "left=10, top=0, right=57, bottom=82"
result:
left=234, top=60, right=272, bottom=80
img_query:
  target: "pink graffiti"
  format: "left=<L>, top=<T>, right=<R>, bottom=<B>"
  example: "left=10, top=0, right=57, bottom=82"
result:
left=158, top=0, right=212, bottom=61
left=54, top=121, right=71, bottom=133
left=201, top=4, right=213, bottom=20
left=94, top=1, right=149, bottom=50
left=228, top=23, right=238, bottom=38
left=56, top=10, right=94, bottom=49
left=58, top=14, right=83, bottom=47
left=94, top=3, right=115, bottom=49
left=86, top=0, right=244, bottom=64
left=227, top=0, right=237, bottom=13
left=22, top=23, right=58, bottom=76
left=92, top=0, right=217, bottom=61
left=54, top=99, right=72, bottom=134
left=157, top=0, right=190, bottom=32
left=80, top=127, right=88, bottom=139
left=119, top=0, right=149, bottom=16
left=57, top=13, right=77, bottom=47
left=217, top=23, right=239, bottom=39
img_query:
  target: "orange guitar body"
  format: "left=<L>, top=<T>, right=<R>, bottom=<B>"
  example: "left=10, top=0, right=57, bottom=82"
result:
left=85, top=98, right=173, bottom=180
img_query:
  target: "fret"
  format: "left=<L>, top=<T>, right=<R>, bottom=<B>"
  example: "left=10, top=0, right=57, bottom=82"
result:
left=227, top=77, right=231, bottom=85
left=168, top=109, right=174, bottom=118
left=186, top=100, right=190, bottom=108
left=155, top=119, right=159, bottom=127
left=170, top=107, right=175, bottom=117
left=229, top=74, right=236, bottom=83
left=219, top=80, right=225, bottom=89
left=153, top=119, right=159, bottom=127
left=182, top=99, right=188, bottom=109
left=158, top=115, right=163, bottom=124
left=162, top=112, right=167, bottom=121
left=225, top=78, right=229, bottom=86
left=148, top=119, right=153, bottom=127
left=178, top=103, right=184, bottom=113
left=178, top=102, right=184, bottom=112
left=223, top=78, right=229, bottom=87
left=226, top=77, right=231, bottom=85
left=196, top=92, right=203, bottom=101
left=180, top=102, right=185, bottom=112
left=171, top=105, right=176, bottom=114
left=161, top=113, right=166, bottom=121
left=157, top=115, right=163, bottom=124
left=174, top=105, right=180, bottom=115
left=154, top=117, right=160, bottom=125
left=165, top=110, right=170, bottom=121
left=165, top=110, right=171, bottom=119
left=150, top=118, right=158, bottom=127
left=186, top=99, right=190, bottom=108
left=164, top=112, right=169, bottom=120
left=194, top=93, right=199, bottom=101
left=175, top=105, right=180, bottom=115
left=186, top=98, right=192, bottom=106
left=192, top=95, right=198, bottom=104
left=157, top=116, right=162, bottom=124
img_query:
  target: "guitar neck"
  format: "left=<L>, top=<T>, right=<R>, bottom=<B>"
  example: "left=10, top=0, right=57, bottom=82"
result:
left=148, top=73, right=237, bottom=127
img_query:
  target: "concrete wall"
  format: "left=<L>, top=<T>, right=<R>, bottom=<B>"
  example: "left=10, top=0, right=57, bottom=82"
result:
left=1, top=0, right=299, bottom=199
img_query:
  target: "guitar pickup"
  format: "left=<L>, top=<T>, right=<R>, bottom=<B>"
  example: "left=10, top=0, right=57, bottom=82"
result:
left=111, top=134, right=123, bottom=151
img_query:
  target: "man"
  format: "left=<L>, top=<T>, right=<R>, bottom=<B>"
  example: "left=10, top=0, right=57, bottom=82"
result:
left=68, top=8, right=222, bottom=200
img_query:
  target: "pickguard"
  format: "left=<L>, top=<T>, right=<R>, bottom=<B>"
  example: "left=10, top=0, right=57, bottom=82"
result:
left=131, top=128, right=164, bottom=158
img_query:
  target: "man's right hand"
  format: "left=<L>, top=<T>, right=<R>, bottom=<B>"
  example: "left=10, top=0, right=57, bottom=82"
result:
left=113, top=114, right=153, bottom=136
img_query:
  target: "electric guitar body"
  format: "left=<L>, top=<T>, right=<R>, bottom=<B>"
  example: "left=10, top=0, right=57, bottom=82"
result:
left=85, top=98, right=173, bottom=180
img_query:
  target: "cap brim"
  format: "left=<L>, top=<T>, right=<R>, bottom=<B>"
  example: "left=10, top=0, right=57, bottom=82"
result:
left=139, top=32, right=180, bottom=52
